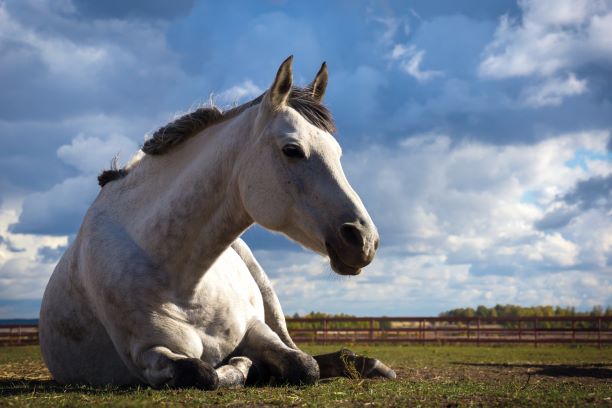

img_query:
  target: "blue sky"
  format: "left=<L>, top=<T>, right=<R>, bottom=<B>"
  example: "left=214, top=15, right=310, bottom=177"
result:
left=0, top=0, right=610, bottom=318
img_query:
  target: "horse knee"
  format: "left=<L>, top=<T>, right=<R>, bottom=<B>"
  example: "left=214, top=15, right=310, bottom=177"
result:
left=284, top=352, right=319, bottom=385
left=169, top=358, right=219, bottom=390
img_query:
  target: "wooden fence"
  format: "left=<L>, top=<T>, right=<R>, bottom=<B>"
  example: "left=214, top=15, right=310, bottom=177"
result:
left=1, top=317, right=610, bottom=347
left=0, top=324, right=38, bottom=346
left=286, top=316, right=612, bottom=347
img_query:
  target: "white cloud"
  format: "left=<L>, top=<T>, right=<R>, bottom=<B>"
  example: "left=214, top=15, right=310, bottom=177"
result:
left=216, top=80, right=263, bottom=106
left=389, top=43, right=442, bottom=82
left=11, top=133, right=137, bottom=235
left=479, top=0, right=612, bottom=79
left=0, top=4, right=107, bottom=84
left=521, top=73, right=588, bottom=108
left=57, top=133, right=139, bottom=174
left=0, top=202, right=67, bottom=306
left=249, top=130, right=612, bottom=315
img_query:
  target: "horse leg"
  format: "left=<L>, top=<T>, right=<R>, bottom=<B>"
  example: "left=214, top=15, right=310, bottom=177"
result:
left=215, top=357, right=252, bottom=388
left=136, top=347, right=251, bottom=389
left=314, top=348, right=396, bottom=380
left=136, top=346, right=218, bottom=389
left=238, top=320, right=319, bottom=385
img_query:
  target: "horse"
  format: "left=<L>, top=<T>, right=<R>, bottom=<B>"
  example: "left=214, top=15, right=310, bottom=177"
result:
left=39, top=56, right=396, bottom=389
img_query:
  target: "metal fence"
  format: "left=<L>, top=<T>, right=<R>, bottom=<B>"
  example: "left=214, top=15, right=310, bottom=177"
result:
left=286, top=316, right=612, bottom=347
left=1, top=317, right=610, bottom=347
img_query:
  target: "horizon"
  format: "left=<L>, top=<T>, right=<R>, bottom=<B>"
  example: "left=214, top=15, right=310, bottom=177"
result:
left=1, top=0, right=611, bottom=318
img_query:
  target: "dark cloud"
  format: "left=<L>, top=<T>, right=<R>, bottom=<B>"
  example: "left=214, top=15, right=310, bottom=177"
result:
left=9, top=176, right=97, bottom=236
left=563, top=174, right=612, bottom=211
left=534, top=208, right=579, bottom=231
left=0, top=299, right=41, bottom=319
left=36, top=245, right=67, bottom=263
left=534, top=175, right=611, bottom=231
left=72, top=0, right=196, bottom=20
left=0, top=235, right=25, bottom=253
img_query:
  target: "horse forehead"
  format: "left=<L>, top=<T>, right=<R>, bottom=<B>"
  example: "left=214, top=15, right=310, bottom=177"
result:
left=280, top=109, right=342, bottom=156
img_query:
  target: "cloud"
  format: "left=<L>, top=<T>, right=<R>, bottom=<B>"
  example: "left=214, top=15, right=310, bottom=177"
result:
left=563, top=174, right=612, bottom=210
left=9, top=176, right=96, bottom=236
left=215, top=80, right=263, bottom=106
left=71, top=0, right=196, bottom=20
left=0, top=299, right=42, bottom=319
left=521, top=73, right=588, bottom=108
left=1, top=0, right=611, bottom=317
left=10, top=133, right=138, bottom=236
left=390, top=44, right=443, bottom=82
left=0, top=204, right=67, bottom=307
left=57, top=133, right=139, bottom=174
left=252, top=129, right=611, bottom=315
left=479, top=0, right=612, bottom=79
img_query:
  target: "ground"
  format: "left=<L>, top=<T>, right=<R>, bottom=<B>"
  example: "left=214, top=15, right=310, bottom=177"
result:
left=0, top=345, right=610, bottom=407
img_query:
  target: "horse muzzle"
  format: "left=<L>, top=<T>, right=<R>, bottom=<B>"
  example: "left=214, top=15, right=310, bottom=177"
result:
left=325, top=221, right=379, bottom=276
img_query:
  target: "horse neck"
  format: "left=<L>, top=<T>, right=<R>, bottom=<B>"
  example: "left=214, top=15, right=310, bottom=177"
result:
left=125, top=108, right=257, bottom=298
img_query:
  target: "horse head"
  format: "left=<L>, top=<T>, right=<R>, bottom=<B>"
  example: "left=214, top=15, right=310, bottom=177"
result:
left=237, top=56, right=379, bottom=276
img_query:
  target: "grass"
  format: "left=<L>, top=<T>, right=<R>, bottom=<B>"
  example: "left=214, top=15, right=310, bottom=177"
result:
left=0, top=344, right=610, bottom=407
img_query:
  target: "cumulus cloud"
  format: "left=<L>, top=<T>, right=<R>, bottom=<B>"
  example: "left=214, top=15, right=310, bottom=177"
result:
left=215, top=80, right=263, bottom=106
left=248, top=130, right=611, bottom=314
left=479, top=0, right=612, bottom=79
left=10, top=133, right=138, bottom=236
left=521, top=73, right=588, bottom=108
left=1, top=0, right=611, bottom=317
left=0, top=204, right=67, bottom=313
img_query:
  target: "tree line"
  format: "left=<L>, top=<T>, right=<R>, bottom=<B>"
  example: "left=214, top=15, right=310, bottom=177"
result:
left=438, top=304, right=611, bottom=319
left=285, top=305, right=610, bottom=331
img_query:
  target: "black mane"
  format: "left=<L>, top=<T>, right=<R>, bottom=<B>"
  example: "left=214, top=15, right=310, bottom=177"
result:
left=98, top=86, right=335, bottom=187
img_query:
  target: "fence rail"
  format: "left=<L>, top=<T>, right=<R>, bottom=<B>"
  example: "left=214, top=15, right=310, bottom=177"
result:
left=1, top=317, right=610, bottom=347
left=0, top=324, right=39, bottom=346
left=285, top=316, right=612, bottom=347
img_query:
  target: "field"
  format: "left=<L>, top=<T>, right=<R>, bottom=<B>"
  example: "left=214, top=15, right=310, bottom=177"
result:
left=0, top=345, right=610, bottom=407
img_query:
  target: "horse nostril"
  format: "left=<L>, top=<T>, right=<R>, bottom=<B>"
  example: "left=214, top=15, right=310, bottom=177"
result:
left=374, top=237, right=380, bottom=251
left=340, top=223, right=363, bottom=248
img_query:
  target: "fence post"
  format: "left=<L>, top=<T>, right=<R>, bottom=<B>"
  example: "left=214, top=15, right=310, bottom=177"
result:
left=467, top=320, right=470, bottom=342
left=477, top=319, right=481, bottom=347
left=598, top=317, right=602, bottom=349
left=17, top=326, right=21, bottom=346
left=369, top=318, right=375, bottom=342
left=534, top=318, right=538, bottom=348
left=322, top=318, right=327, bottom=345
left=571, top=318, right=575, bottom=344
left=518, top=320, right=522, bottom=342
left=420, top=320, right=424, bottom=345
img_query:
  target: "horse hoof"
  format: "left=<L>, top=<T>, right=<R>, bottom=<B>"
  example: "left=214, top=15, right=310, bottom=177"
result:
left=366, top=359, right=397, bottom=379
left=170, top=358, right=219, bottom=390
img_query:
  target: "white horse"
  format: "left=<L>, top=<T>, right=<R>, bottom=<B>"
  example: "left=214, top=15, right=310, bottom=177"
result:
left=39, top=56, right=395, bottom=389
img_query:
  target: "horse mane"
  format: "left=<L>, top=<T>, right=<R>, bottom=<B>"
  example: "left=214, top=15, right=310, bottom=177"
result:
left=98, top=86, right=335, bottom=187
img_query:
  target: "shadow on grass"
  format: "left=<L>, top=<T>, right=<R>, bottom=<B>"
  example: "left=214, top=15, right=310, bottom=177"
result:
left=455, top=363, right=612, bottom=379
left=0, top=379, right=141, bottom=397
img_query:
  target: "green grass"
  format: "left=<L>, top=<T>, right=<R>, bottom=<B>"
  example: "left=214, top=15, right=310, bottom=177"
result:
left=1, top=345, right=610, bottom=407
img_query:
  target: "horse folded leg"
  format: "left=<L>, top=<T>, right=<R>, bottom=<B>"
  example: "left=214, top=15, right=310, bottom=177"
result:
left=136, top=346, right=219, bottom=390
left=239, top=320, right=319, bottom=385
left=170, top=358, right=219, bottom=390
left=216, top=357, right=252, bottom=388
left=314, top=348, right=396, bottom=380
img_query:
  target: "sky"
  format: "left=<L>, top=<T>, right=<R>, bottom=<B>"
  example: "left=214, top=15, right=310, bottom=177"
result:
left=0, top=0, right=611, bottom=318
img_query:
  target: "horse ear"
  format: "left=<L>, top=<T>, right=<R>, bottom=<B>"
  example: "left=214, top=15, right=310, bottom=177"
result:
left=269, top=55, right=293, bottom=110
left=310, top=62, right=328, bottom=102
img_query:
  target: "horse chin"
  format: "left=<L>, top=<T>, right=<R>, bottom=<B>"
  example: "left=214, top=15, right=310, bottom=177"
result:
left=326, top=243, right=362, bottom=276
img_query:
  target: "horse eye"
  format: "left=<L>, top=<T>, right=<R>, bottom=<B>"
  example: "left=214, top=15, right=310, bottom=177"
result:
left=282, top=144, right=305, bottom=159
